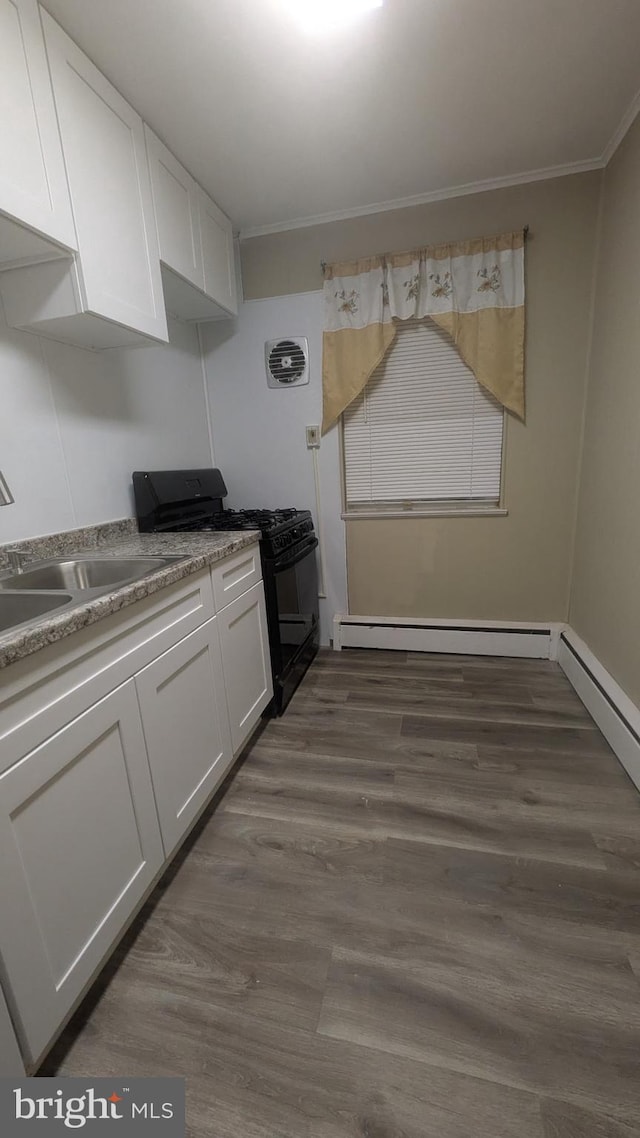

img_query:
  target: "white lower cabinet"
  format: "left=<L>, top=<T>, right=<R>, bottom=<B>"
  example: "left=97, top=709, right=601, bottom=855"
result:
left=0, top=552, right=270, bottom=1069
left=218, top=581, right=273, bottom=753
left=136, top=617, right=233, bottom=856
left=0, top=679, right=164, bottom=1064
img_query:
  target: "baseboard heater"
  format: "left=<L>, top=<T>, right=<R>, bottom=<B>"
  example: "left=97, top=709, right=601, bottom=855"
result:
left=332, top=615, right=562, bottom=659
left=558, top=628, right=640, bottom=792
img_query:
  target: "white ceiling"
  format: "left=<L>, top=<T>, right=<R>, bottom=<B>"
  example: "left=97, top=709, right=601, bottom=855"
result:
left=41, top=0, right=640, bottom=235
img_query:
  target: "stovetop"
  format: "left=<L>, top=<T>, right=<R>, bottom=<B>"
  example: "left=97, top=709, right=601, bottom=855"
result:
left=204, top=508, right=304, bottom=536
left=174, top=508, right=315, bottom=556
left=202, top=508, right=315, bottom=555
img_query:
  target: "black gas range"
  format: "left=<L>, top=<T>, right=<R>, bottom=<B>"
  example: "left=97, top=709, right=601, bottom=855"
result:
left=133, top=469, right=320, bottom=714
left=204, top=507, right=316, bottom=556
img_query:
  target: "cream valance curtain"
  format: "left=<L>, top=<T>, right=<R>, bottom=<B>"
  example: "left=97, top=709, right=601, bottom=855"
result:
left=321, top=230, right=525, bottom=433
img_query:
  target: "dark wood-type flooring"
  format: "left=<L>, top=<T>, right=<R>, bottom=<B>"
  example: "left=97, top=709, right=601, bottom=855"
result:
left=43, top=649, right=640, bottom=1138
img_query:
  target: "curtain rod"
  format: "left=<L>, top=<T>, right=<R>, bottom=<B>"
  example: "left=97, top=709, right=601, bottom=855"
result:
left=320, top=226, right=529, bottom=274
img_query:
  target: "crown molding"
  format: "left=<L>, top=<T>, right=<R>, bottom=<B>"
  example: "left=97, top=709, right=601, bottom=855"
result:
left=601, top=86, right=640, bottom=166
left=238, top=158, right=603, bottom=240
left=238, top=85, right=640, bottom=241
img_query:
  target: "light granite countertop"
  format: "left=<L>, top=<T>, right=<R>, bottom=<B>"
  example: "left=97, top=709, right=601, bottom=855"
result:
left=0, top=521, right=261, bottom=670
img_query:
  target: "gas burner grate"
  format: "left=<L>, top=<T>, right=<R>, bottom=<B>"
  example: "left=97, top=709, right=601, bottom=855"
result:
left=202, top=508, right=304, bottom=535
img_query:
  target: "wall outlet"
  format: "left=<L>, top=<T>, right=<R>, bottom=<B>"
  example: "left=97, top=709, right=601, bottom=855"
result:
left=306, top=425, right=320, bottom=449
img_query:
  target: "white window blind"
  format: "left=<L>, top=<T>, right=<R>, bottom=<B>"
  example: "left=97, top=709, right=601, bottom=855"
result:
left=343, top=318, right=504, bottom=510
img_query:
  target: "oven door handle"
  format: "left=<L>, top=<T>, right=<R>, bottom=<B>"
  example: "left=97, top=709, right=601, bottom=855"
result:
left=271, top=535, right=318, bottom=572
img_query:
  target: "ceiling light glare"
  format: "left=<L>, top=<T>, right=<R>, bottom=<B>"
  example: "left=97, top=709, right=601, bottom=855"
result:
left=281, top=0, right=383, bottom=34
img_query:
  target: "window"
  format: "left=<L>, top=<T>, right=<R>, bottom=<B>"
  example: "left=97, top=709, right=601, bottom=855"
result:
left=342, top=318, right=505, bottom=514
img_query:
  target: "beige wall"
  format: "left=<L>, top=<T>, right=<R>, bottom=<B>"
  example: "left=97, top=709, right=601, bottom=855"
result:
left=241, top=173, right=601, bottom=623
left=570, top=117, right=640, bottom=705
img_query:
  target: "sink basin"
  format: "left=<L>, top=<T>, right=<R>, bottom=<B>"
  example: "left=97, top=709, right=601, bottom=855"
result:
left=0, top=592, right=73, bottom=634
left=0, top=556, right=180, bottom=593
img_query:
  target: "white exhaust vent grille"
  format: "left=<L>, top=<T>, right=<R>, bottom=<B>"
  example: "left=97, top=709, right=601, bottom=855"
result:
left=265, top=338, right=309, bottom=387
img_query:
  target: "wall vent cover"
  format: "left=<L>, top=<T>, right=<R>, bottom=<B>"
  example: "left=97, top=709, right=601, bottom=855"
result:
left=265, top=337, right=309, bottom=387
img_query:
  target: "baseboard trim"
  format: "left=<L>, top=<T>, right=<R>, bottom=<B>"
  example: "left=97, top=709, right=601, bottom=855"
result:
left=332, top=615, right=562, bottom=659
left=558, top=628, right=640, bottom=792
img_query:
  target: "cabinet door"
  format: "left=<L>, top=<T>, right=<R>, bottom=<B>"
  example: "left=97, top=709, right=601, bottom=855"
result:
left=218, top=582, right=273, bottom=753
left=0, top=681, right=163, bottom=1064
left=136, top=619, right=233, bottom=856
left=198, top=187, right=238, bottom=315
left=0, top=987, right=23, bottom=1077
left=40, top=11, right=168, bottom=341
left=0, top=0, right=75, bottom=256
left=145, top=126, right=204, bottom=290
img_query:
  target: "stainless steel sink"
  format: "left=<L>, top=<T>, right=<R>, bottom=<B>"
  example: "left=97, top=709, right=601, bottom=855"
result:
left=0, top=555, right=181, bottom=593
left=0, top=554, right=185, bottom=639
left=0, top=592, right=73, bottom=634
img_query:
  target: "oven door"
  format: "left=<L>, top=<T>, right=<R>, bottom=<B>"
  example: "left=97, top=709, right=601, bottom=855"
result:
left=265, top=535, right=319, bottom=673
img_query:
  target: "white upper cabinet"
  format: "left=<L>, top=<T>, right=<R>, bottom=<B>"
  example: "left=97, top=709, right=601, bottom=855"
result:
left=145, top=126, right=238, bottom=321
left=0, top=11, right=168, bottom=349
left=0, top=0, right=76, bottom=266
left=199, top=186, right=238, bottom=316
left=40, top=11, right=168, bottom=342
left=145, top=125, right=203, bottom=290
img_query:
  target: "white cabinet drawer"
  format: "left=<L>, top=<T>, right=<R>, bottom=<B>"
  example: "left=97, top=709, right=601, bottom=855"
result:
left=211, top=542, right=261, bottom=611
